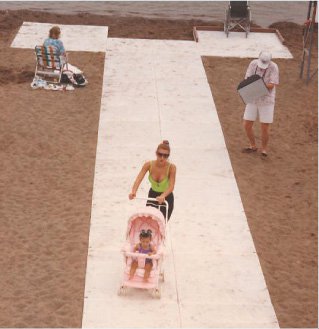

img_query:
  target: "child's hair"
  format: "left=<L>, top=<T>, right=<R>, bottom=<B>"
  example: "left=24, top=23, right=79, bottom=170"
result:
left=156, top=140, right=170, bottom=153
left=49, top=26, right=61, bottom=39
left=139, top=229, right=152, bottom=239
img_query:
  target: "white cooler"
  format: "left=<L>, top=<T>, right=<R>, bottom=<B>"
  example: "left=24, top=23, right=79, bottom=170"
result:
left=237, top=74, right=269, bottom=104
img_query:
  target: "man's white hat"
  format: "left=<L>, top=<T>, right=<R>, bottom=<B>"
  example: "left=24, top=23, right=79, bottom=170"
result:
left=257, top=51, right=272, bottom=69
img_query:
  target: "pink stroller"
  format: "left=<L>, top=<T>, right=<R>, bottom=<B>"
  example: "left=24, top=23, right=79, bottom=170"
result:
left=118, top=198, right=168, bottom=298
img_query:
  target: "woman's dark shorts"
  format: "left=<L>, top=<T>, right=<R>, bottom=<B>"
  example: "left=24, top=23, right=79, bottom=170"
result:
left=146, top=188, right=174, bottom=221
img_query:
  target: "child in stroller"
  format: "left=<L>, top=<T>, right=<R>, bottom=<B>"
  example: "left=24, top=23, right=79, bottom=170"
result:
left=129, top=229, right=156, bottom=282
left=119, top=199, right=168, bottom=298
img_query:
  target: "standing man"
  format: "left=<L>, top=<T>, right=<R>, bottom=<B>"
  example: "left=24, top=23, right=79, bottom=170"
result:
left=242, top=51, right=279, bottom=158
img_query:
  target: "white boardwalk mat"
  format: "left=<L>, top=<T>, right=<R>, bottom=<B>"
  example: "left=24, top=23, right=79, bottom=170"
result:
left=82, top=36, right=290, bottom=328
left=11, top=22, right=108, bottom=52
left=197, top=31, right=293, bottom=58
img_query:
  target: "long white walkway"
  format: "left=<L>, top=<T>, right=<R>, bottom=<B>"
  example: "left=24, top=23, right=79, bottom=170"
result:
left=82, top=35, right=289, bottom=328
left=11, top=23, right=293, bottom=328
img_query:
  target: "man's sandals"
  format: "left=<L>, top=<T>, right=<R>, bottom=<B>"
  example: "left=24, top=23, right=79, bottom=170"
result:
left=242, top=147, right=268, bottom=159
left=241, top=147, right=258, bottom=153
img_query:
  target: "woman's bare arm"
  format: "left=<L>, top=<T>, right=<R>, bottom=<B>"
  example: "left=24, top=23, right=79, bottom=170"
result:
left=129, top=162, right=151, bottom=199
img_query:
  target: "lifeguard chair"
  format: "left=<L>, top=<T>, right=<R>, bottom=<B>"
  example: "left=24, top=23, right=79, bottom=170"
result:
left=224, top=1, right=251, bottom=38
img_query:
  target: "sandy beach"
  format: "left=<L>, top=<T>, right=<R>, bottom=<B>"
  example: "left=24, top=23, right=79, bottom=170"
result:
left=0, top=8, right=317, bottom=328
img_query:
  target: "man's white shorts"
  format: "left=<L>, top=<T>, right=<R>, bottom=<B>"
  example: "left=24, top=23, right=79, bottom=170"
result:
left=244, top=103, right=275, bottom=123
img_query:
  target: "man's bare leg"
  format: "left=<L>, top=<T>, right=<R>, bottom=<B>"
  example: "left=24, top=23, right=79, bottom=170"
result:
left=260, top=122, right=270, bottom=154
left=243, top=120, right=258, bottom=150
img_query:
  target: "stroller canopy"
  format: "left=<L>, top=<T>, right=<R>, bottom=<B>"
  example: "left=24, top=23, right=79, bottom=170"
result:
left=127, top=206, right=166, bottom=238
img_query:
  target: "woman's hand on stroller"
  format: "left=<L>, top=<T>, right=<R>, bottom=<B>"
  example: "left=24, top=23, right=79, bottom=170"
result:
left=156, top=195, right=165, bottom=204
left=129, top=192, right=136, bottom=200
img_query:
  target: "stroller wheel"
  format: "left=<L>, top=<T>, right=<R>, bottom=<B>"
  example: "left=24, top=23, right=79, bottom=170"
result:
left=118, top=285, right=126, bottom=296
left=154, top=286, right=162, bottom=299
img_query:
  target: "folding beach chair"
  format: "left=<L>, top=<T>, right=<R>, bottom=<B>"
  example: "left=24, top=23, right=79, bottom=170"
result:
left=224, top=1, right=251, bottom=38
left=34, top=45, right=67, bottom=83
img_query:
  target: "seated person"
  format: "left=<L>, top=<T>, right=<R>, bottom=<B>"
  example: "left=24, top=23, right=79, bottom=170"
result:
left=43, top=26, right=66, bottom=64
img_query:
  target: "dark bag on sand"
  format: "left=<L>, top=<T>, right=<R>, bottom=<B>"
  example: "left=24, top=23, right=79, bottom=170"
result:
left=61, top=72, right=70, bottom=84
left=237, top=74, right=269, bottom=105
left=73, top=73, right=87, bottom=85
left=61, top=70, right=88, bottom=87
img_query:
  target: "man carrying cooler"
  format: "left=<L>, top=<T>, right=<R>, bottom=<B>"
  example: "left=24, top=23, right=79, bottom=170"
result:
left=242, top=51, right=279, bottom=158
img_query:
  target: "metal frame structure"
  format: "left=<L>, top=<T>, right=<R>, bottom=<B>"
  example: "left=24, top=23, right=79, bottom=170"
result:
left=300, top=1, right=318, bottom=84
left=224, top=1, right=251, bottom=38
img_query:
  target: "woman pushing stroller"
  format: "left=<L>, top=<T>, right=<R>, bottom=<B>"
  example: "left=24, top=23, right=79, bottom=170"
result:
left=129, top=141, right=176, bottom=220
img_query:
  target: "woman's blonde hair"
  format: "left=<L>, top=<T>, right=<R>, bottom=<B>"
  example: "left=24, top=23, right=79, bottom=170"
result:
left=156, top=140, right=170, bottom=154
left=49, top=26, right=61, bottom=39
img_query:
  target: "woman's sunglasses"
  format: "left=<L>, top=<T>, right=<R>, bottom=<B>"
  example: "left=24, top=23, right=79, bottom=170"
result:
left=157, top=152, right=169, bottom=159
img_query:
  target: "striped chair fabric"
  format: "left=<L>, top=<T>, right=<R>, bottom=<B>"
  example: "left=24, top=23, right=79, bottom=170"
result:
left=35, top=45, right=62, bottom=69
